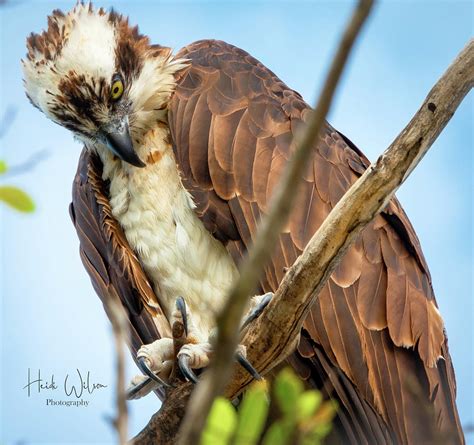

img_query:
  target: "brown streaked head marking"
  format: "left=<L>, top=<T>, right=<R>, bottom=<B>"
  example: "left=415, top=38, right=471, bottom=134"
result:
left=107, top=10, right=172, bottom=82
left=22, top=2, right=186, bottom=145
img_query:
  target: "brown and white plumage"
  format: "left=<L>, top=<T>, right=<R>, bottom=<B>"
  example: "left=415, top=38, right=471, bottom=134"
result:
left=25, top=5, right=463, bottom=444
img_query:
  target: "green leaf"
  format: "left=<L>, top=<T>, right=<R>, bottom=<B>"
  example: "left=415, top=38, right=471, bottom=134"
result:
left=274, top=368, right=304, bottom=416
left=300, top=400, right=337, bottom=439
left=0, top=186, right=35, bottom=212
left=234, top=380, right=269, bottom=445
left=302, top=435, right=321, bottom=445
left=313, top=400, right=337, bottom=426
left=296, top=390, right=322, bottom=421
left=200, top=397, right=237, bottom=445
left=312, top=421, right=333, bottom=438
left=0, top=160, right=7, bottom=174
left=262, top=420, right=293, bottom=445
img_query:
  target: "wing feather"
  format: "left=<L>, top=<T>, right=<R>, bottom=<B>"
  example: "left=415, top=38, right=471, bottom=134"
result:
left=71, top=149, right=171, bottom=399
left=232, top=110, right=257, bottom=201
left=168, top=40, right=463, bottom=443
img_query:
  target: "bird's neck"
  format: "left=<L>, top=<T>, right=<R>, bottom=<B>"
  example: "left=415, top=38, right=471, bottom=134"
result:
left=96, top=124, right=186, bottom=226
left=95, top=125, right=238, bottom=336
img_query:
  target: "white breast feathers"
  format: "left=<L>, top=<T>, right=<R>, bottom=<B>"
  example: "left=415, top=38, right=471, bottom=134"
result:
left=98, top=126, right=239, bottom=340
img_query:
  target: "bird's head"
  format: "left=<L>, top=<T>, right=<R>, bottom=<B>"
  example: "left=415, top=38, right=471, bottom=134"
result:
left=22, top=3, right=187, bottom=167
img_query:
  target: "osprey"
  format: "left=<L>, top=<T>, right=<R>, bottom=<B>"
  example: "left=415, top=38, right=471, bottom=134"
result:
left=23, top=4, right=464, bottom=444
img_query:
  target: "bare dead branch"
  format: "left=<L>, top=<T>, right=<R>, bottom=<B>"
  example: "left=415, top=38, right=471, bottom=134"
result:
left=177, top=1, right=375, bottom=443
left=225, top=38, right=474, bottom=397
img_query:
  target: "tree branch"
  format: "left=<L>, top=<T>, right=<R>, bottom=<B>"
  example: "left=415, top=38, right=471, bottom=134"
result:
left=132, top=22, right=473, bottom=445
left=131, top=384, right=193, bottom=445
left=177, top=1, right=374, bottom=443
left=225, top=38, right=474, bottom=396
left=106, top=295, right=129, bottom=445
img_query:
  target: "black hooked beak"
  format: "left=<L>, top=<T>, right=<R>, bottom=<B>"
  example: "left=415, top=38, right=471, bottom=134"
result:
left=101, top=119, right=145, bottom=168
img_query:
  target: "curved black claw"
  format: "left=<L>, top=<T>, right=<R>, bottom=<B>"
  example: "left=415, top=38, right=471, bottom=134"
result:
left=126, top=376, right=154, bottom=400
left=236, top=351, right=262, bottom=381
left=175, top=296, right=188, bottom=337
left=178, top=354, right=199, bottom=384
left=240, top=292, right=273, bottom=332
left=137, top=357, right=172, bottom=388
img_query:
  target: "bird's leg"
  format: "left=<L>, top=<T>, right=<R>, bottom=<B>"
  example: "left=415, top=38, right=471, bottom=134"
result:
left=127, top=292, right=273, bottom=399
left=233, top=292, right=274, bottom=380
left=126, top=337, right=175, bottom=400
left=127, top=360, right=173, bottom=400
left=174, top=296, right=213, bottom=383
left=177, top=292, right=273, bottom=384
left=127, top=296, right=208, bottom=399
left=240, top=292, right=274, bottom=332
left=127, top=300, right=191, bottom=400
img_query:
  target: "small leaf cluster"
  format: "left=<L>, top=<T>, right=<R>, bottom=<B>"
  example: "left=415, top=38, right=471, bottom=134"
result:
left=0, top=160, right=35, bottom=212
left=201, top=368, right=337, bottom=445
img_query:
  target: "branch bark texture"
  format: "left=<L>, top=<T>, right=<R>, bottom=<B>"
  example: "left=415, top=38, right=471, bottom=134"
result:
left=131, top=384, right=192, bottom=445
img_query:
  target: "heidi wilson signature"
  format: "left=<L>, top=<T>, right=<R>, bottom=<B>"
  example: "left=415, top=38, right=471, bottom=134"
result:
left=23, top=368, right=107, bottom=398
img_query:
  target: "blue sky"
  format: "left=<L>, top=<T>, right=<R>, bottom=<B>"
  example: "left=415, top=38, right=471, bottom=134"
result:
left=1, top=1, right=472, bottom=443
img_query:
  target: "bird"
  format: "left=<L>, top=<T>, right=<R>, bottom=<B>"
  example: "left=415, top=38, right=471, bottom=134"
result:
left=22, top=4, right=464, bottom=444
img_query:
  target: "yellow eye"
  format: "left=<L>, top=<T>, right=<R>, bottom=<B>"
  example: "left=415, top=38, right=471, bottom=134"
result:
left=110, top=78, right=124, bottom=100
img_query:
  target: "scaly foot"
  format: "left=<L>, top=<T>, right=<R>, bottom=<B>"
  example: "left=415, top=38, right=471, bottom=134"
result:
left=127, top=293, right=273, bottom=399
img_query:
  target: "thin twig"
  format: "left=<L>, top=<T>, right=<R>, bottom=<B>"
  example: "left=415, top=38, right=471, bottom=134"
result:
left=0, top=105, right=50, bottom=178
left=107, top=295, right=129, bottom=445
left=1, top=149, right=50, bottom=178
left=0, top=105, right=17, bottom=138
left=176, top=1, right=375, bottom=443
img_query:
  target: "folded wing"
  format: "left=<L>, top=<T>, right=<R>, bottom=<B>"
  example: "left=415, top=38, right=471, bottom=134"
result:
left=168, top=39, right=463, bottom=444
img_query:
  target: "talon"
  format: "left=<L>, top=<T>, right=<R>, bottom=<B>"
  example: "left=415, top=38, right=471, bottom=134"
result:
left=138, top=357, right=172, bottom=388
left=235, top=351, right=262, bottom=381
left=240, top=292, right=273, bottom=331
left=178, top=354, right=199, bottom=383
left=176, top=296, right=188, bottom=337
left=126, top=376, right=154, bottom=400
